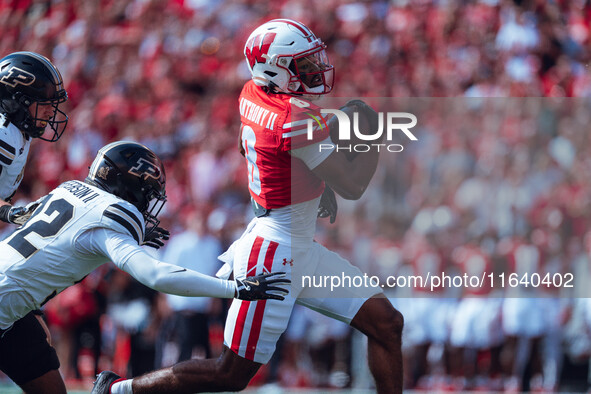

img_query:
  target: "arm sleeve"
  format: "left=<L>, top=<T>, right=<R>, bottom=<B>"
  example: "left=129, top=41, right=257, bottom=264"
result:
left=83, top=228, right=236, bottom=298
left=289, top=137, right=333, bottom=169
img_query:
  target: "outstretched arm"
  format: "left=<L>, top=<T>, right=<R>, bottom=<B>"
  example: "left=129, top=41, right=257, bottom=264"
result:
left=91, top=228, right=290, bottom=300
left=123, top=249, right=289, bottom=300
left=122, top=248, right=237, bottom=298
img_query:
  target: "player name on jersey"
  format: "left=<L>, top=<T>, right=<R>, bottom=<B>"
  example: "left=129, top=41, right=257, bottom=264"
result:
left=60, top=181, right=99, bottom=203
left=239, top=97, right=279, bottom=130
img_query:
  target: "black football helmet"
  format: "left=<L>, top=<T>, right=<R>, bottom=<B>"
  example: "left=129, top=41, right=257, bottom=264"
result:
left=86, top=141, right=167, bottom=236
left=0, top=51, right=68, bottom=141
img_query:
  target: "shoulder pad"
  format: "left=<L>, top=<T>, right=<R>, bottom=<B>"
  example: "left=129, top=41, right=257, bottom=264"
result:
left=102, top=202, right=145, bottom=244
left=289, top=97, right=324, bottom=112
left=282, top=98, right=330, bottom=150
left=289, top=97, right=312, bottom=109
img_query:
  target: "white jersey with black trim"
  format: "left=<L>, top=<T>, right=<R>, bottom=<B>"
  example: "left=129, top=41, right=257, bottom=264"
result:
left=0, top=179, right=237, bottom=329
left=0, top=180, right=143, bottom=328
left=0, top=115, right=31, bottom=201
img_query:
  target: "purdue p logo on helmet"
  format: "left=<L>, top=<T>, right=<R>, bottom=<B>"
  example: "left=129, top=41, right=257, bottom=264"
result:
left=128, top=157, right=162, bottom=181
left=0, top=67, right=35, bottom=88
left=86, top=141, right=167, bottom=236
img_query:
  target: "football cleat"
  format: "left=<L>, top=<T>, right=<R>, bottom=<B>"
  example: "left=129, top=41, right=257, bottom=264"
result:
left=91, top=371, right=122, bottom=394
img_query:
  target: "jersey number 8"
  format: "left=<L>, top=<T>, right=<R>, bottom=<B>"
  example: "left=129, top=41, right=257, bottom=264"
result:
left=241, top=125, right=262, bottom=195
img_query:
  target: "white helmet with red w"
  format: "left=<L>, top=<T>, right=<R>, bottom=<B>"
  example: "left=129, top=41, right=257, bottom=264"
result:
left=244, top=19, right=334, bottom=95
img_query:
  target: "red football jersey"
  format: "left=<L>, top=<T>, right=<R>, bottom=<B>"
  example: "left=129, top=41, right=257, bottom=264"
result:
left=239, top=80, right=330, bottom=209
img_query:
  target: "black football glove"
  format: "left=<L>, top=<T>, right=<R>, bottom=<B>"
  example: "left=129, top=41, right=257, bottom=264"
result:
left=0, top=197, right=46, bottom=225
left=235, top=272, right=291, bottom=301
left=142, top=226, right=170, bottom=249
left=344, top=99, right=380, bottom=136
left=317, top=185, right=338, bottom=224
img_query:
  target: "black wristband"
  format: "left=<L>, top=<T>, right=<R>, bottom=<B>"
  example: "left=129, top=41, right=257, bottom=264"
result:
left=32, top=309, right=44, bottom=316
left=0, top=205, right=11, bottom=223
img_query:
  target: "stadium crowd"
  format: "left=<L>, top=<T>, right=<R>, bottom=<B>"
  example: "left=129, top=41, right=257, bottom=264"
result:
left=2, top=0, right=591, bottom=391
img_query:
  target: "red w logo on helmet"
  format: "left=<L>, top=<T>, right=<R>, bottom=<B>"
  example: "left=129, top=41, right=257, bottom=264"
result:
left=245, top=33, right=277, bottom=68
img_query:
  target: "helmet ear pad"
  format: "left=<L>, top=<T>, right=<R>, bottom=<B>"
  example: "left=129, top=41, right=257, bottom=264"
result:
left=114, top=171, right=155, bottom=214
left=95, top=159, right=148, bottom=213
left=0, top=95, right=36, bottom=134
left=1, top=98, right=20, bottom=114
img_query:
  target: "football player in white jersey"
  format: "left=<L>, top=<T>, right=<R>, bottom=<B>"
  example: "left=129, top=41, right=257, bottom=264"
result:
left=94, top=19, right=403, bottom=394
left=0, top=51, right=69, bottom=225
left=0, top=141, right=289, bottom=394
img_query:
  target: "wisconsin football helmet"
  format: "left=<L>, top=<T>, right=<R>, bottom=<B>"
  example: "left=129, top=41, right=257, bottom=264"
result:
left=86, top=141, right=167, bottom=235
left=244, top=19, right=334, bottom=95
left=0, top=51, right=68, bottom=141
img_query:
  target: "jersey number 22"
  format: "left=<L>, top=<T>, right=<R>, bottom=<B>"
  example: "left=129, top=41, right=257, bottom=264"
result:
left=8, top=198, right=74, bottom=258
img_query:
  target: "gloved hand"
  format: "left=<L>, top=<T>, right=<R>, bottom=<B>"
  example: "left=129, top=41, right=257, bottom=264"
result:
left=142, top=226, right=170, bottom=249
left=2, top=197, right=46, bottom=225
left=344, top=99, right=380, bottom=136
left=317, top=185, right=338, bottom=224
left=235, top=272, right=291, bottom=301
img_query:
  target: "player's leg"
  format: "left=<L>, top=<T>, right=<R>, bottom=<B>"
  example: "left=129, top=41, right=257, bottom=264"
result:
left=132, top=346, right=261, bottom=393
left=0, top=312, right=66, bottom=394
left=297, top=296, right=404, bottom=393
left=131, top=234, right=299, bottom=393
left=297, top=244, right=404, bottom=394
left=350, top=295, right=404, bottom=394
left=19, top=370, right=67, bottom=394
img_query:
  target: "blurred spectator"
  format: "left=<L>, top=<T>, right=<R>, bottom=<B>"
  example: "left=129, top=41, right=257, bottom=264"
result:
left=104, top=269, right=161, bottom=377
left=4, top=0, right=591, bottom=391
left=45, top=275, right=102, bottom=380
left=280, top=305, right=352, bottom=389
left=154, top=208, right=223, bottom=368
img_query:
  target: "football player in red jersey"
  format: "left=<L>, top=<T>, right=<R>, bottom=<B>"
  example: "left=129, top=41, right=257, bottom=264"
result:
left=94, top=19, right=403, bottom=394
